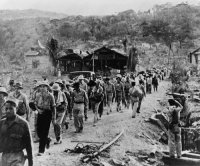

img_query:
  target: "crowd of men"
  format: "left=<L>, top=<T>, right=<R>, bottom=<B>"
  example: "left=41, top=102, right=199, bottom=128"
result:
left=0, top=68, right=167, bottom=166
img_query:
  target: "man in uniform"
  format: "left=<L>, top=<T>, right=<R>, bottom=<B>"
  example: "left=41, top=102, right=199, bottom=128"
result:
left=78, top=75, right=88, bottom=121
left=7, top=80, right=15, bottom=94
left=71, top=82, right=88, bottom=133
left=137, top=80, right=146, bottom=113
left=0, top=97, right=33, bottom=166
left=124, top=76, right=131, bottom=109
left=0, top=87, right=8, bottom=119
left=104, top=77, right=115, bottom=114
left=9, top=82, right=30, bottom=122
left=167, top=99, right=183, bottom=158
left=34, top=81, right=56, bottom=156
left=89, top=80, right=104, bottom=126
left=114, top=74, right=125, bottom=112
left=52, top=83, right=68, bottom=144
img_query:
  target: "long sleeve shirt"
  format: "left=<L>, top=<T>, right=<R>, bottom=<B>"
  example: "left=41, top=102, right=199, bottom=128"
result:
left=71, top=89, right=88, bottom=111
left=9, top=92, right=30, bottom=121
left=115, top=82, right=125, bottom=97
left=0, top=115, right=33, bottom=166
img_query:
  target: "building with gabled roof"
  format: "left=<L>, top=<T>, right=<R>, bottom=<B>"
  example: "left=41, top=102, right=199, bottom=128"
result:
left=25, top=48, right=51, bottom=71
left=188, top=47, right=200, bottom=66
left=83, top=46, right=127, bottom=75
left=57, top=49, right=88, bottom=73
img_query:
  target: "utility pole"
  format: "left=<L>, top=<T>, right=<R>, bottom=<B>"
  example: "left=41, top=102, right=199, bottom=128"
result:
left=92, top=52, right=94, bottom=72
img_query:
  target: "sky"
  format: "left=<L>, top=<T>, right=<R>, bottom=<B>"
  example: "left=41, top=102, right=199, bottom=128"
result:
left=0, top=0, right=200, bottom=15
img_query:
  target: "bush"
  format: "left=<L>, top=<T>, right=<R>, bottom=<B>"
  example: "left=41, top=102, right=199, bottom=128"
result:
left=170, top=61, right=188, bottom=84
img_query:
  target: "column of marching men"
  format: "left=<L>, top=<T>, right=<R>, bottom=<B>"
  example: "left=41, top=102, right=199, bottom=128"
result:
left=0, top=67, right=167, bottom=165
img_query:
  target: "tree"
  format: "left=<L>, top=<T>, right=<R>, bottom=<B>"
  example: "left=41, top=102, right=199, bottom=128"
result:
left=59, top=22, right=74, bottom=39
left=46, top=37, right=59, bottom=69
left=127, top=46, right=138, bottom=72
left=0, top=29, right=6, bottom=50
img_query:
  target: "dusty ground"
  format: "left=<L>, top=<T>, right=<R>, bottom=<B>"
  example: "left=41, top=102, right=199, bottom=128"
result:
left=0, top=80, right=170, bottom=166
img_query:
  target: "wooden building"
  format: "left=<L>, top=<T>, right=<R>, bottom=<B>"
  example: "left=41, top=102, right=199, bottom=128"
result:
left=57, top=49, right=87, bottom=74
left=83, top=46, right=127, bottom=74
left=188, top=47, right=200, bottom=67
left=25, top=48, right=51, bottom=70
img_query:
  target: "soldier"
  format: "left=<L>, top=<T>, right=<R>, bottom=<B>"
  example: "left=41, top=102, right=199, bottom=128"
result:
left=114, top=74, right=125, bottom=112
left=167, top=99, right=183, bottom=158
left=9, top=82, right=30, bottom=122
left=34, top=81, right=56, bottom=156
left=170, top=93, right=190, bottom=125
left=29, top=82, right=40, bottom=143
left=7, top=79, right=15, bottom=94
left=61, top=81, right=72, bottom=130
left=78, top=75, right=88, bottom=121
left=89, top=80, right=104, bottom=126
left=129, top=81, right=142, bottom=118
left=104, top=77, right=115, bottom=114
left=52, top=83, right=68, bottom=144
left=0, top=97, right=33, bottom=166
left=152, top=75, right=159, bottom=92
left=98, top=79, right=105, bottom=119
left=146, top=75, right=152, bottom=93
left=137, top=80, right=146, bottom=113
left=124, top=76, right=131, bottom=109
left=0, top=87, right=8, bottom=119
left=29, top=80, right=38, bottom=100
left=71, top=82, right=88, bottom=133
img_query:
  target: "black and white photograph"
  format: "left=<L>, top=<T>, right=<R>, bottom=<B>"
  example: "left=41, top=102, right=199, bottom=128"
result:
left=0, top=0, right=200, bottom=165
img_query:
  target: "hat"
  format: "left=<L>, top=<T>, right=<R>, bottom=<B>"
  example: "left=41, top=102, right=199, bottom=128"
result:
left=55, top=79, right=63, bottom=85
left=168, top=99, right=181, bottom=107
left=52, top=83, right=61, bottom=91
left=0, top=87, right=8, bottom=96
left=9, top=79, right=14, bottom=85
left=39, top=81, right=50, bottom=88
left=97, top=76, right=102, bottom=79
left=65, top=81, right=71, bottom=86
left=87, top=80, right=96, bottom=87
left=78, top=75, right=84, bottom=80
left=33, top=82, right=40, bottom=89
left=73, top=81, right=80, bottom=88
left=105, top=77, right=110, bottom=81
left=15, top=82, right=23, bottom=89
left=96, top=79, right=101, bottom=84
left=172, top=93, right=186, bottom=97
left=116, top=74, right=122, bottom=78
left=5, top=96, right=18, bottom=107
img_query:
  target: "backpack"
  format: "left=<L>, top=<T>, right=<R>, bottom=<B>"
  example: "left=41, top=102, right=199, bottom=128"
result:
left=17, top=101, right=27, bottom=116
left=131, top=87, right=143, bottom=98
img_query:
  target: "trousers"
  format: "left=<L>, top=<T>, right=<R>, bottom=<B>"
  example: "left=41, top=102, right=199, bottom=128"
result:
left=106, top=93, right=113, bottom=112
left=37, top=110, right=52, bottom=153
left=98, top=101, right=104, bottom=118
left=33, top=111, right=39, bottom=141
left=116, top=93, right=122, bottom=111
left=153, top=85, right=158, bottom=91
left=125, top=93, right=130, bottom=109
left=91, top=101, right=101, bottom=124
left=131, top=100, right=138, bottom=118
left=2, top=151, right=25, bottom=166
left=137, top=97, right=143, bottom=113
left=168, top=127, right=182, bottom=157
left=73, top=103, right=84, bottom=132
left=54, top=111, right=65, bottom=141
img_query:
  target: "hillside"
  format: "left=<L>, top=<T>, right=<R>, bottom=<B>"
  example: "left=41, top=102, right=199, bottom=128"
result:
left=0, top=9, right=67, bottom=20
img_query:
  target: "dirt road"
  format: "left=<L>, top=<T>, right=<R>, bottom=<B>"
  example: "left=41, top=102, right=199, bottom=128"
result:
left=1, top=80, right=170, bottom=166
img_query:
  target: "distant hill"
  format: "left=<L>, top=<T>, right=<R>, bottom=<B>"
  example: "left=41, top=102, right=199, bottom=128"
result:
left=0, top=9, right=67, bottom=20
